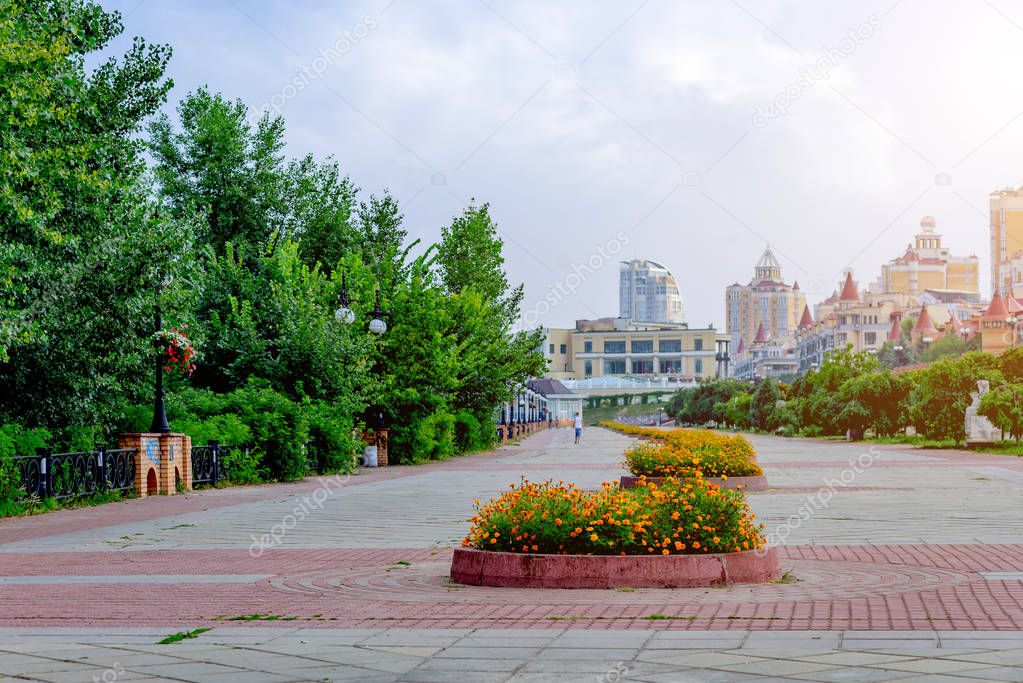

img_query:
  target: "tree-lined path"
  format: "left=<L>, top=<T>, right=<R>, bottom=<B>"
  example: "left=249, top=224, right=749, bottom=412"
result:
left=2, top=427, right=1023, bottom=681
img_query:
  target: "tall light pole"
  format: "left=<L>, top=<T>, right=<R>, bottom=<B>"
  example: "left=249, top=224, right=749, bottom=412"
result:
left=334, top=274, right=389, bottom=464
left=149, top=279, right=171, bottom=434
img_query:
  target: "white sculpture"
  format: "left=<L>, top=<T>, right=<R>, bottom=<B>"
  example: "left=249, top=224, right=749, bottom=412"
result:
left=965, top=380, right=1002, bottom=446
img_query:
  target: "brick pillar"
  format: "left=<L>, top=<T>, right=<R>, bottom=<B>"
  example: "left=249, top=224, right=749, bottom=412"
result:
left=376, top=429, right=389, bottom=466
left=119, top=433, right=193, bottom=497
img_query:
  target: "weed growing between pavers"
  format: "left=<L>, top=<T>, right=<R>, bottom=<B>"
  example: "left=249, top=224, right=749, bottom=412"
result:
left=158, top=628, right=211, bottom=644
left=771, top=569, right=800, bottom=584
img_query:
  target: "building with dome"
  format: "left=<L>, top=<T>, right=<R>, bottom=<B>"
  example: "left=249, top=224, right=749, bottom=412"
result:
left=875, top=216, right=979, bottom=298
left=725, top=246, right=806, bottom=364
left=618, top=259, right=685, bottom=324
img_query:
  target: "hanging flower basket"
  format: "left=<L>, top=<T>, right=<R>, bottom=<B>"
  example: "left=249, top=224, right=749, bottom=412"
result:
left=153, top=328, right=197, bottom=377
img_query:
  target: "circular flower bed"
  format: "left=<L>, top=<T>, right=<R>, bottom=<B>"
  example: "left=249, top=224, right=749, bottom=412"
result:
left=604, top=422, right=766, bottom=490
left=453, top=478, right=776, bottom=588
left=623, top=439, right=763, bottom=479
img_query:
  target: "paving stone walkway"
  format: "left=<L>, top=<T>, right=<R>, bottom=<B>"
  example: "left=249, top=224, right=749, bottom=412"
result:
left=1, top=426, right=1023, bottom=681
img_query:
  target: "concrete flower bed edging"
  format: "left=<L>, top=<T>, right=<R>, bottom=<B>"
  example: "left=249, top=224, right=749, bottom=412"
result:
left=450, top=547, right=780, bottom=588
left=619, top=474, right=769, bottom=491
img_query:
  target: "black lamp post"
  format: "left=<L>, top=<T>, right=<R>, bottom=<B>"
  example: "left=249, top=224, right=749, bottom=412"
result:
left=335, top=276, right=389, bottom=460
left=150, top=281, right=171, bottom=433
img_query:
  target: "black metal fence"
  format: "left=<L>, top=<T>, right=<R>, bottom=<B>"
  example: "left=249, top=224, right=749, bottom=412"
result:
left=13, top=447, right=137, bottom=501
left=191, top=440, right=232, bottom=486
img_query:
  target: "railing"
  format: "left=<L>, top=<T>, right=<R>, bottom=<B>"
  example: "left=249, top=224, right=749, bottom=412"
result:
left=13, top=447, right=137, bottom=500
left=191, top=440, right=231, bottom=487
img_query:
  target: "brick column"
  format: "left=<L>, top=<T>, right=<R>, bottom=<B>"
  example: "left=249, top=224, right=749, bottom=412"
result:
left=119, top=433, right=193, bottom=497
left=376, top=429, right=389, bottom=467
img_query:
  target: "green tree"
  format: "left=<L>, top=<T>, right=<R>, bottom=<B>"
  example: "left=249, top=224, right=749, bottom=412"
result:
left=909, top=352, right=1003, bottom=445
left=749, top=378, right=782, bottom=431
left=978, top=384, right=1023, bottom=442
left=147, top=88, right=288, bottom=255
left=0, top=0, right=190, bottom=436
left=919, top=334, right=967, bottom=364
left=837, top=371, right=910, bottom=437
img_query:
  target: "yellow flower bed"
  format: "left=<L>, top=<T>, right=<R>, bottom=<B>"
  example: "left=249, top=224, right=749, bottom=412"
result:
left=601, top=421, right=763, bottom=478
left=462, top=478, right=765, bottom=555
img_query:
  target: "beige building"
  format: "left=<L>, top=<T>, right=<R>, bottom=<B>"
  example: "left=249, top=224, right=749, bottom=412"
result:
left=542, top=318, right=726, bottom=382
left=796, top=272, right=918, bottom=373
left=876, top=216, right=979, bottom=297
left=990, top=187, right=1023, bottom=295
left=725, top=246, right=806, bottom=357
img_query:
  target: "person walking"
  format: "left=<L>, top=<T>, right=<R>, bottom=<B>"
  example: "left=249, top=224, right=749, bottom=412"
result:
left=574, top=411, right=583, bottom=444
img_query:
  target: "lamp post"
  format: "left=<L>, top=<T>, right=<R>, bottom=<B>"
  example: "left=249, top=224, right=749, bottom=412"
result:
left=149, top=280, right=171, bottom=434
left=1008, top=316, right=1018, bottom=348
left=334, top=275, right=389, bottom=465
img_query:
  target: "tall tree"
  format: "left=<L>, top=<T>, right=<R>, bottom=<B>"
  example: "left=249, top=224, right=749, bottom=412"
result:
left=147, top=88, right=287, bottom=255
left=0, top=0, right=189, bottom=432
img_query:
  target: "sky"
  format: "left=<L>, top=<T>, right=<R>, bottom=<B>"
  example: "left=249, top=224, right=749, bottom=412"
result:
left=101, top=0, right=1023, bottom=330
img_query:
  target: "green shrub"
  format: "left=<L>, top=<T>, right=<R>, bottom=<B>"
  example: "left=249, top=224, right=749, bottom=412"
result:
left=453, top=410, right=481, bottom=453
left=406, top=411, right=456, bottom=463
left=306, top=402, right=360, bottom=473
left=219, top=445, right=265, bottom=484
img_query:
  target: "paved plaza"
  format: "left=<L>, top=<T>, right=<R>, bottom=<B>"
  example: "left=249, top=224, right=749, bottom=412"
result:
left=1, top=427, right=1023, bottom=681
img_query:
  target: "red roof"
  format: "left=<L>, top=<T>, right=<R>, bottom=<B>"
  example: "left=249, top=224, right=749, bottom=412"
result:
left=839, top=272, right=859, bottom=302
left=736, top=337, right=745, bottom=354
left=984, top=292, right=1010, bottom=321
left=754, top=322, right=768, bottom=343
left=1008, top=295, right=1023, bottom=314
left=913, top=307, right=938, bottom=335
left=798, top=305, right=813, bottom=328
left=888, top=317, right=902, bottom=341
left=946, top=314, right=963, bottom=332
left=792, top=280, right=800, bottom=290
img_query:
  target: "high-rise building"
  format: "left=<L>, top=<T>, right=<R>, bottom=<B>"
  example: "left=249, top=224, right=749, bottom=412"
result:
left=725, top=246, right=806, bottom=355
left=618, top=260, right=685, bottom=324
left=990, top=187, right=1023, bottom=296
left=876, top=216, right=979, bottom=297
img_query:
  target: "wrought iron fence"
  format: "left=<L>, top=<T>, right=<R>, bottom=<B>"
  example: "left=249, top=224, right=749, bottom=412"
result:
left=13, top=447, right=137, bottom=500
left=191, top=440, right=225, bottom=486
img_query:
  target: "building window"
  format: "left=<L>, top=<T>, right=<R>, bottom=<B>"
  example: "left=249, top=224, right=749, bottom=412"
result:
left=695, top=359, right=703, bottom=374
left=631, top=339, right=653, bottom=353
left=584, top=340, right=592, bottom=353
left=548, top=343, right=555, bottom=354
left=694, top=338, right=703, bottom=351
left=604, top=341, right=626, bottom=354
left=560, top=344, right=567, bottom=354
left=605, top=359, right=626, bottom=374
left=660, top=359, right=681, bottom=373
left=632, top=359, right=654, bottom=374
left=584, top=360, right=593, bottom=377
left=865, top=332, right=876, bottom=346
left=659, top=339, right=681, bottom=353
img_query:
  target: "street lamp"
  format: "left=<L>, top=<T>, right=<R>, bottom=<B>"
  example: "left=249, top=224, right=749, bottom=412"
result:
left=368, top=289, right=388, bottom=335
left=150, top=276, right=171, bottom=434
left=334, top=272, right=355, bottom=324
left=334, top=274, right=389, bottom=335
left=333, top=274, right=390, bottom=466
